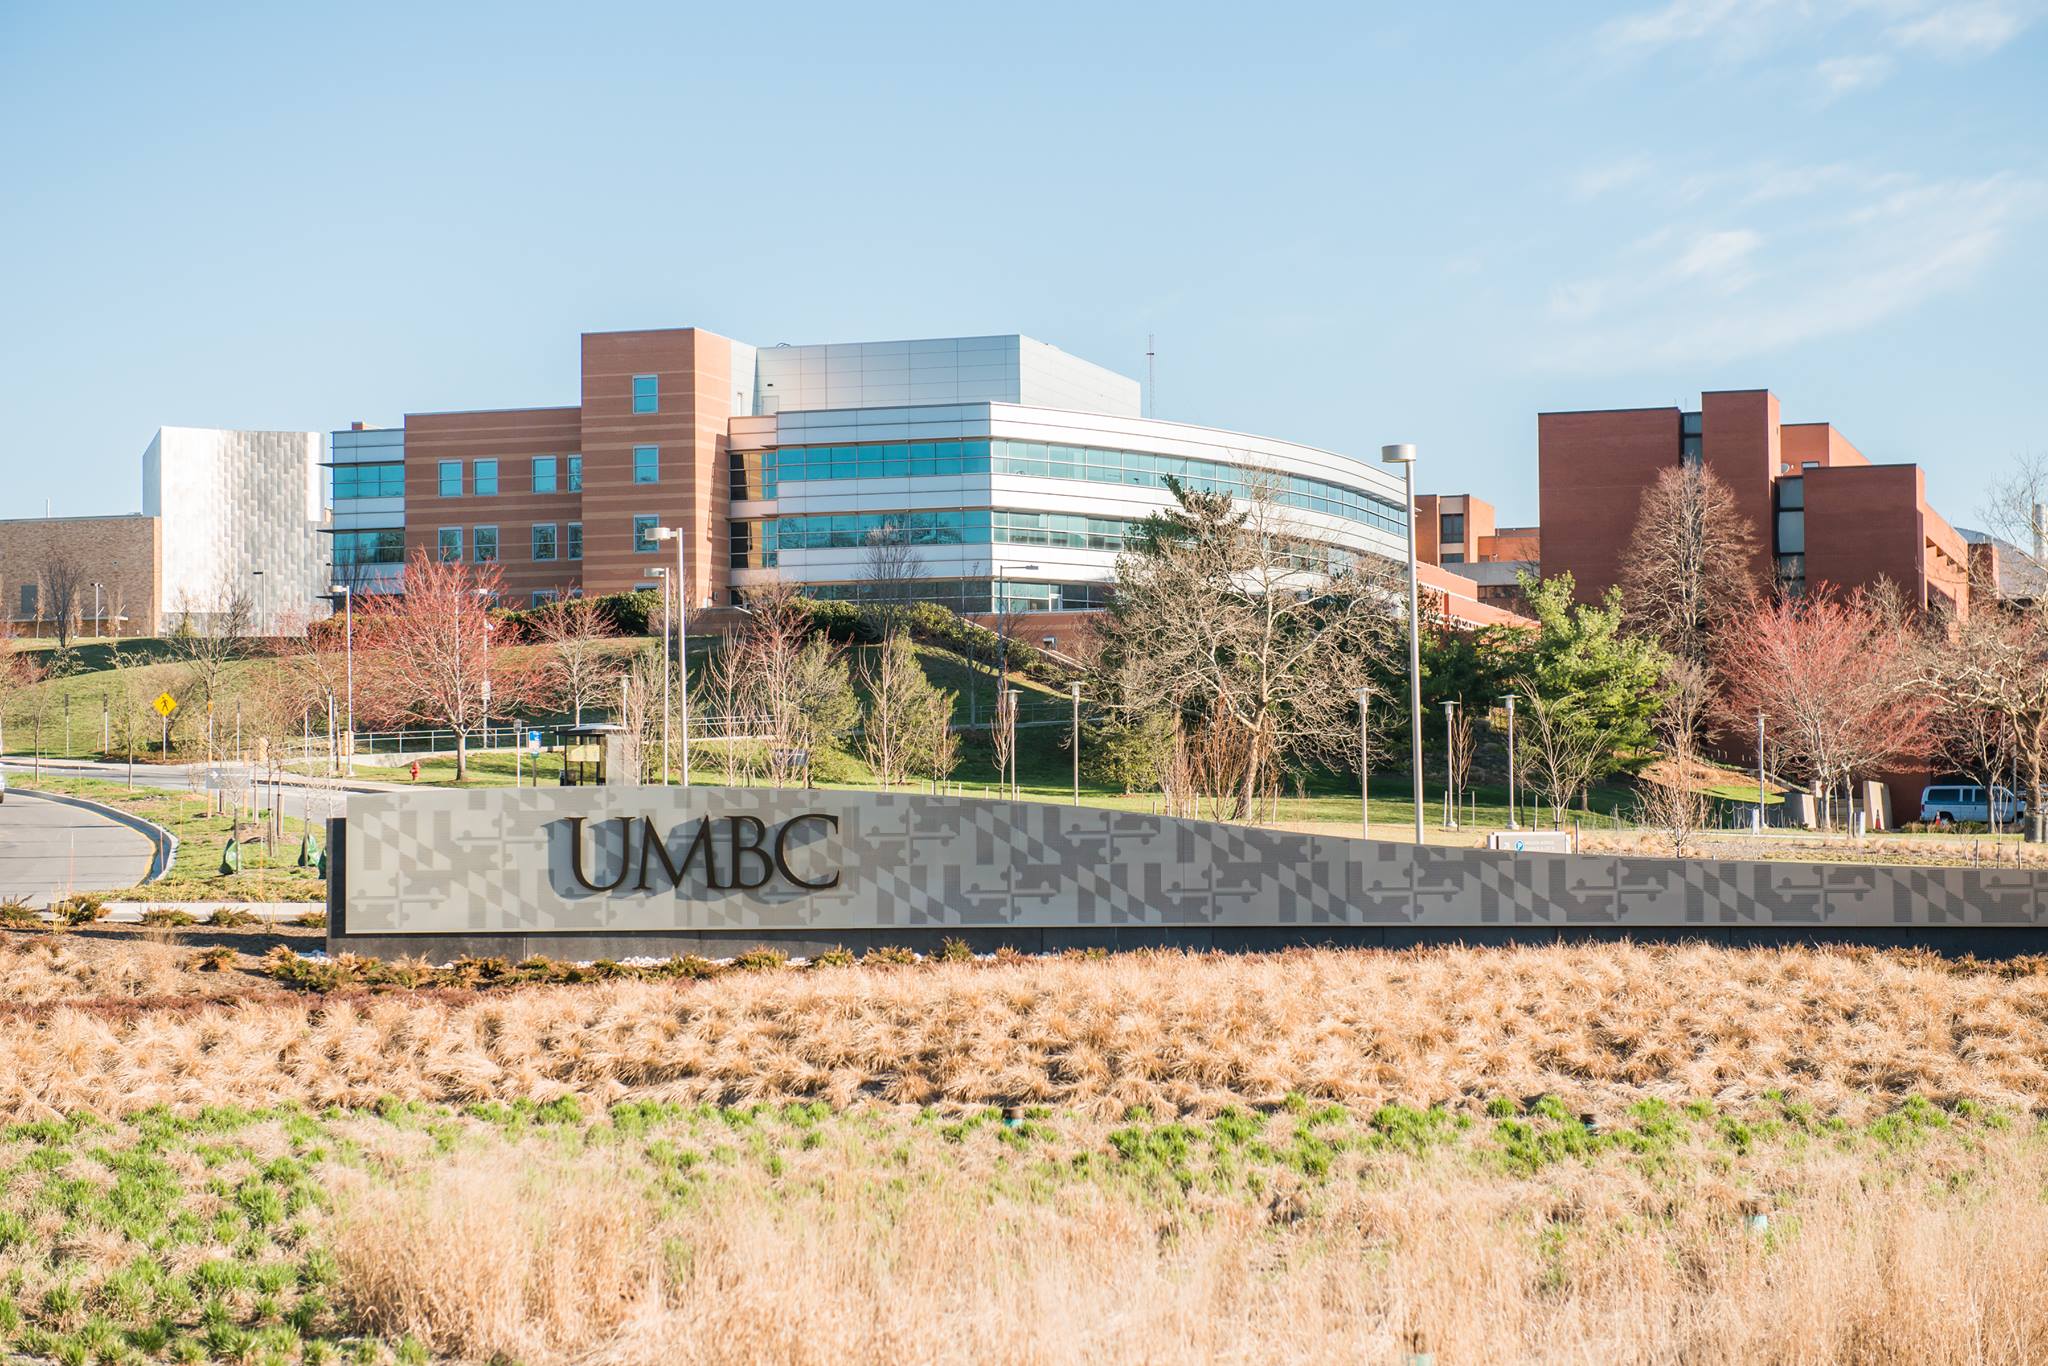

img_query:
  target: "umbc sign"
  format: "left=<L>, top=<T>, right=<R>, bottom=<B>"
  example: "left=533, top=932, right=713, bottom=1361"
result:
left=564, top=813, right=841, bottom=894
left=332, top=788, right=2048, bottom=960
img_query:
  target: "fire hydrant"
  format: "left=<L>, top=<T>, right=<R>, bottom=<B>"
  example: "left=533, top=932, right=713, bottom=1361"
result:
left=409, top=760, right=421, bottom=783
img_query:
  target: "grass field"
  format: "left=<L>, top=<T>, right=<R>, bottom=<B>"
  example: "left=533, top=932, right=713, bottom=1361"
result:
left=1, top=933, right=2047, bottom=1360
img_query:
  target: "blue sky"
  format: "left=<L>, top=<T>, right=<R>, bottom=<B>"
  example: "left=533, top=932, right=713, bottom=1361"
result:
left=1, top=0, right=2041, bottom=526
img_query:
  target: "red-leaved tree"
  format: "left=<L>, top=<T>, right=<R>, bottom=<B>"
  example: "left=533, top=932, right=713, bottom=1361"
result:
left=354, top=553, right=532, bottom=780
left=1714, top=586, right=1932, bottom=830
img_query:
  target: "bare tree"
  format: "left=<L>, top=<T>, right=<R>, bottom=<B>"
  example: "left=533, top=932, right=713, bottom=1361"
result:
left=1619, top=462, right=1761, bottom=668
left=859, top=632, right=957, bottom=789
left=1715, top=586, right=1933, bottom=832
left=911, top=685, right=960, bottom=791
left=1926, top=597, right=2048, bottom=842
left=1447, top=705, right=1475, bottom=824
left=354, top=553, right=526, bottom=781
left=730, top=584, right=858, bottom=788
left=858, top=522, right=926, bottom=645
left=1640, top=656, right=1713, bottom=856
left=991, top=686, right=1018, bottom=798
left=1982, top=452, right=2048, bottom=586
left=1091, top=475, right=1404, bottom=822
left=167, top=576, right=258, bottom=760
left=534, top=594, right=622, bottom=725
left=618, top=648, right=669, bottom=784
left=33, top=549, right=89, bottom=649
left=1519, top=688, right=1609, bottom=829
left=693, top=635, right=764, bottom=786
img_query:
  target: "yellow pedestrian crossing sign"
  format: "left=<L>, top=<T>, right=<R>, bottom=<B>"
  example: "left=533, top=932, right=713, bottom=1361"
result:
left=152, top=692, right=179, bottom=718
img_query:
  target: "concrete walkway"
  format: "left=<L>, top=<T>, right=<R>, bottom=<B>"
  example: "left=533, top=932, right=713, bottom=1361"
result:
left=0, top=789, right=156, bottom=908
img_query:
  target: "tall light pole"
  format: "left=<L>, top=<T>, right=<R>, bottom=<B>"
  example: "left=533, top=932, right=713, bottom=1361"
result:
left=646, top=565, right=671, bottom=784
left=1357, top=686, right=1371, bottom=841
left=650, top=527, right=692, bottom=787
left=1501, top=693, right=1518, bottom=830
left=1756, top=710, right=1767, bottom=832
left=250, top=569, right=265, bottom=637
left=1381, top=444, right=1424, bottom=845
left=90, top=582, right=102, bottom=641
left=329, top=584, right=355, bottom=776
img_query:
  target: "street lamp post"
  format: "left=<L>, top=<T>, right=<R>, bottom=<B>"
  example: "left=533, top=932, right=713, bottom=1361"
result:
left=1357, top=686, right=1371, bottom=841
left=1756, top=710, right=1767, bottom=832
left=250, top=569, right=265, bottom=637
left=329, top=584, right=355, bottom=776
left=91, top=581, right=102, bottom=641
left=646, top=566, right=671, bottom=785
left=1502, top=693, right=1518, bottom=830
left=1381, top=444, right=1425, bottom=846
left=650, top=527, right=692, bottom=787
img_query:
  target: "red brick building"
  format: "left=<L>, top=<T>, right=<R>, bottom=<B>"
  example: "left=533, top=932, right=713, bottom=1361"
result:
left=1534, top=389, right=1971, bottom=616
left=1422, top=389, right=1978, bottom=822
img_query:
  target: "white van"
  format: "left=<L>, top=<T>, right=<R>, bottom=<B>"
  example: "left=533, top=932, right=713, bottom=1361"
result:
left=1919, top=784, right=2026, bottom=826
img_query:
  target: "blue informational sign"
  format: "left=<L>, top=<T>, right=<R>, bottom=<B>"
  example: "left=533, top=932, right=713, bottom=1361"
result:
left=528, top=730, right=543, bottom=752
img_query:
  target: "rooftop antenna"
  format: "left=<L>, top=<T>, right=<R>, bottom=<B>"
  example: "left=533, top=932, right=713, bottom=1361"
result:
left=1146, top=335, right=1156, bottom=419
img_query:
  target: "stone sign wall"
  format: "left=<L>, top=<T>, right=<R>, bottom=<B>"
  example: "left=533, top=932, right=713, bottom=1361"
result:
left=328, top=787, right=2048, bottom=959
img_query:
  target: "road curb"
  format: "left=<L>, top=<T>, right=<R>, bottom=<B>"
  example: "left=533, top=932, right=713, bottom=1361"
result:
left=7, top=788, right=178, bottom=884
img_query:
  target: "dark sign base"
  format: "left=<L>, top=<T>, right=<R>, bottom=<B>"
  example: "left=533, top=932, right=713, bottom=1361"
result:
left=325, top=922, right=2048, bottom=962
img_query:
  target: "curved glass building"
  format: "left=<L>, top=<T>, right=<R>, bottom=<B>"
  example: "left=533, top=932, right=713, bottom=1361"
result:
left=392, top=327, right=1514, bottom=633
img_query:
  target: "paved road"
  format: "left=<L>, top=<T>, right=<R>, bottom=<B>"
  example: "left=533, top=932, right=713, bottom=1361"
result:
left=0, top=789, right=156, bottom=907
left=1, top=759, right=372, bottom=827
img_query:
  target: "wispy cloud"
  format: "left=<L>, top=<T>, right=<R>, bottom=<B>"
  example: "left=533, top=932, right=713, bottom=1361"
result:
left=1536, top=168, right=2044, bottom=372
left=1888, top=1, right=2024, bottom=54
left=1574, top=155, right=1657, bottom=198
left=1815, top=53, right=1897, bottom=97
left=1597, top=0, right=2032, bottom=90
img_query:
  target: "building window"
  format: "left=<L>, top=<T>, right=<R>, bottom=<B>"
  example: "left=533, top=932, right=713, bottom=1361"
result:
left=633, top=515, right=660, bottom=553
left=1441, top=552, right=1465, bottom=565
left=333, top=462, right=405, bottom=500
left=1775, top=510, right=1805, bottom=555
left=332, top=529, right=405, bottom=566
left=632, top=375, right=659, bottom=414
left=474, top=526, right=499, bottom=563
left=757, top=437, right=1407, bottom=536
left=1439, top=513, right=1465, bottom=544
left=566, top=522, right=582, bottom=561
left=567, top=455, right=582, bottom=492
left=531, top=590, right=558, bottom=608
left=438, top=461, right=463, bottom=497
left=438, top=527, right=463, bottom=562
left=474, top=459, right=499, bottom=496
left=532, top=456, right=557, bottom=494
left=633, top=446, right=660, bottom=484
left=18, top=584, right=36, bottom=617
left=532, top=523, right=557, bottom=561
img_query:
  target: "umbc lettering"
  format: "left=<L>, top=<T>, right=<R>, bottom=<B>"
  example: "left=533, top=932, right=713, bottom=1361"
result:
left=565, top=813, right=840, bottom=894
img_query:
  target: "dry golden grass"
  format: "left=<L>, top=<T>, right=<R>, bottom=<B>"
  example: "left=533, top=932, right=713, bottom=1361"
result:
left=325, top=1100, right=2048, bottom=1365
left=0, top=943, right=2046, bottom=1122
left=0, top=928, right=250, bottom=1004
